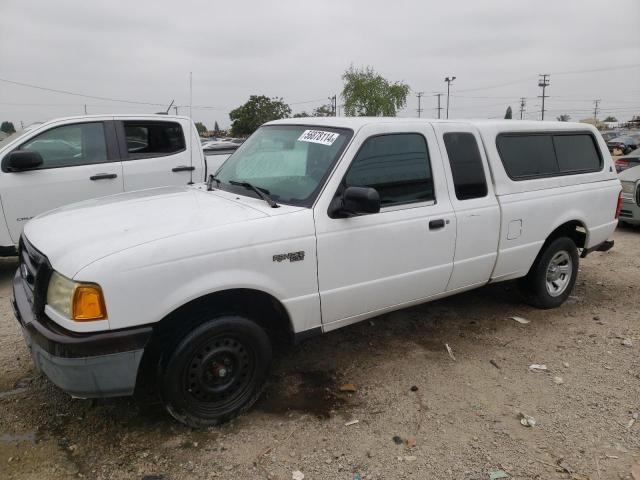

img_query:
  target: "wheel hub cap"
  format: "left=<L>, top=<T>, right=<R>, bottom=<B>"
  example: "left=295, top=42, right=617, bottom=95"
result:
left=545, top=251, right=573, bottom=297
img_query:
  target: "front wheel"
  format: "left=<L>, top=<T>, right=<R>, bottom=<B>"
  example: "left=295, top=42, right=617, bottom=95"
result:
left=519, top=237, right=579, bottom=309
left=159, top=315, right=272, bottom=427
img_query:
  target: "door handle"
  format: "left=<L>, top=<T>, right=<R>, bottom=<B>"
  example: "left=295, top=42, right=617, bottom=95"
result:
left=90, top=173, right=118, bottom=181
left=172, top=165, right=196, bottom=172
left=429, top=219, right=446, bottom=230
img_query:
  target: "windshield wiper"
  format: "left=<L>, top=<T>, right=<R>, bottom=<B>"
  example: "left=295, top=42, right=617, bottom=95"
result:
left=229, top=180, right=279, bottom=208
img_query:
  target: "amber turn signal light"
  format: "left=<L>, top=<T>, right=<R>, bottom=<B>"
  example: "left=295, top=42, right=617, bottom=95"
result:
left=72, top=285, right=107, bottom=321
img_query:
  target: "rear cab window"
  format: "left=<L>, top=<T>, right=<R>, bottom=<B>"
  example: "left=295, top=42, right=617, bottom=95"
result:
left=496, top=131, right=603, bottom=180
left=443, top=132, right=488, bottom=200
left=122, top=121, right=185, bottom=159
left=344, top=133, right=434, bottom=207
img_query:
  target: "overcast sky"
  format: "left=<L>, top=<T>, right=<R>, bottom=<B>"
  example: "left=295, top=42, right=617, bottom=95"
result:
left=1, top=0, right=639, bottom=130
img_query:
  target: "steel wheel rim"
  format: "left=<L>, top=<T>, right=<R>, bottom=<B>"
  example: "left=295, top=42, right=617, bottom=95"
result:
left=545, top=250, right=573, bottom=297
left=183, top=335, right=255, bottom=414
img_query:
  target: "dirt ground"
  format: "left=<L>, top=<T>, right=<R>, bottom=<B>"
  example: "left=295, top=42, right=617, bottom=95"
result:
left=0, top=228, right=638, bottom=480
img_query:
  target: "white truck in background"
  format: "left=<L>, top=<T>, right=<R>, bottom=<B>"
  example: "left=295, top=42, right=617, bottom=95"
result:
left=0, top=114, right=233, bottom=254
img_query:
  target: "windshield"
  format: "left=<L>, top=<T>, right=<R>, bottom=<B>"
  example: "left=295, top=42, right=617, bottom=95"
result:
left=214, top=125, right=352, bottom=207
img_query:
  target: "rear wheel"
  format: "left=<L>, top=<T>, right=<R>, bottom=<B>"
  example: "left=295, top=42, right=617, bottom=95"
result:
left=520, top=237, right=578, bottom=309
left=159, top=315, right=271, bottom=427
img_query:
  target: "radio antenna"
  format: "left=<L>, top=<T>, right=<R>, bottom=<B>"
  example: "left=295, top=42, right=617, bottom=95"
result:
left=188, top=72, right=194, bottom=185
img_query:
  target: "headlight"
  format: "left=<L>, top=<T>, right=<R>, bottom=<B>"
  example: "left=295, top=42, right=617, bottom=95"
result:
left=47, top=272, right=107, bottom=321
left=621, top=181, right=636, bottom=194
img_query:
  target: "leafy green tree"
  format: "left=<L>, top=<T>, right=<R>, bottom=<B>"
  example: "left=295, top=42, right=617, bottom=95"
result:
left=557, top=114, right=571, bottom=122
left=1, top=121, right=16, bottom=134
left=229, top=95, right=291, bottom=136
left=341, top=65, right=410, bottom=116
left=292, top=111, right=310, bottom=118
left=603, top=116, right=617, bottom=122
left=504, top=106, right=513, bottom=119
left=194, top=122, right=208, bottom=136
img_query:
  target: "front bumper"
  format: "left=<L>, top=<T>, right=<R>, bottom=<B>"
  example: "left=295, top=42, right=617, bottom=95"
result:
left=619, top=197, right=640, bottom=225
left=12, top=270, right=152, bottom=398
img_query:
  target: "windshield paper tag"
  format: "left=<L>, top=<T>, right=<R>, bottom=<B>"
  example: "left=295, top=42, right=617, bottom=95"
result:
left=298, top=130, right=339, bottom=146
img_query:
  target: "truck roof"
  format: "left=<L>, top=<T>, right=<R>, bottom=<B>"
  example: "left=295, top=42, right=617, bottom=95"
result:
left=36, top=113, right=192, bottom=125
left=266, top=117, right=598, bottom=134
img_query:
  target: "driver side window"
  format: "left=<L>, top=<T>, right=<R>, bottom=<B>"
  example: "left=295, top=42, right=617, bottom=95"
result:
left=345, top=133, right=434, bottom=207
left=19, top=122, right=108, bottom=169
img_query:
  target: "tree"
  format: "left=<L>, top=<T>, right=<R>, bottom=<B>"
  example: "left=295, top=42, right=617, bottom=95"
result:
left=194, top=122, right=208, bottom=136
left=229, top=95, right=291, bottom=136
left=1, top=121, right=16, bottom=134
left=504, top=106, right=513, bottom=119
left=312, top=104, right=334, bottom=117
left=292, top=111, right=310, bottom=118
left=214, top=121, right=220, bottom=133
left=557, top=114, right=571, bottom=122
left=603, top=116, right=617, bottom=122
left=341, top=65, right=410, bottom=117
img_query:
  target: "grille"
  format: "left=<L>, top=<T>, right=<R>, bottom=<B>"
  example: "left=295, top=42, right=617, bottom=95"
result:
left=18, top=236, right=52, bottom=314
left=619, top=209, right=633, bottom=218
left=636, top=184, right=640, bottom=207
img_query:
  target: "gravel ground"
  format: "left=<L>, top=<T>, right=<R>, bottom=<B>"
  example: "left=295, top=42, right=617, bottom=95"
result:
left=0, top=227, right=638, bottom=480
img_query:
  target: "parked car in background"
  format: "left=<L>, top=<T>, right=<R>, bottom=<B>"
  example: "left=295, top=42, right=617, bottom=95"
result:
left=628, top=132, right=640, bottom=147
left=614, top=147, right=640, bottom=172
left=601, top=131, right=621, bottom=142
left=607, top=136, right=637, bottom=155
left=13, top=118, right=619, bottom=427
left=618, top=165, right=640, bottom=226
left=0, top=114, right=235, bottom=255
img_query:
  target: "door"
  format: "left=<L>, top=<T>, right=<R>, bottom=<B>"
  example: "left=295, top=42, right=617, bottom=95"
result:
left=0, top=121, right=123, bottom=243
left=118, top=119, right=203, bottom=191
left=314, top=125, right=456, bottom=329
left=433, top=123, right=500, bottom=291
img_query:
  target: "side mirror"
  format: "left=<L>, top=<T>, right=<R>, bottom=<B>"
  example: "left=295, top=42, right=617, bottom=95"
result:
left=331, top=186, right=380, bottom=217
left=2, top=151, right=43, bottom=172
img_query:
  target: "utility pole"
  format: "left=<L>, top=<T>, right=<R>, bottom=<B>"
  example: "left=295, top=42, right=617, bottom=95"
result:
left=328, top=95, right=337, bottom=116
left=20, top=121, right=24, bottom=129
left=416, top=92, right=424, bottom=118
left=538, top=74, right=550, bottom=120
left=84, top=104, right=87, bottom=114
left=519, top=97, right=526, bottom=120
left=435, top=93, right=443, bottom=119
left=444, top=76, right=456, bottom=119
left=593, top=99, right=601, bottom=122
left=174, top=106, right=178, bottom=115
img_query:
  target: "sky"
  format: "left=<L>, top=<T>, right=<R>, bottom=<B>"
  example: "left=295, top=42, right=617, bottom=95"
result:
left=1, top=0, right=639, bottom=130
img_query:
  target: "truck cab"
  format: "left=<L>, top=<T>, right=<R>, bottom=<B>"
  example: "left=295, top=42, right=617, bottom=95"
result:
left=0, top=114, right=206, bottom=254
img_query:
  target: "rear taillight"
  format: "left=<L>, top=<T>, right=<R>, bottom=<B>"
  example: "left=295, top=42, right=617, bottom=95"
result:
left=615, top=190, right=623, bottom=219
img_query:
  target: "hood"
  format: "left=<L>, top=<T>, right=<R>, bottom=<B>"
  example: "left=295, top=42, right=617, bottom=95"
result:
left=23, top=186, right=268, bottom=277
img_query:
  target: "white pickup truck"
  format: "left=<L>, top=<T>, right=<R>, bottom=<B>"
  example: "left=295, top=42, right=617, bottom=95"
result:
left=0, top=114, right=232, bottom=254
left=12, top=118, right=620, bottom=427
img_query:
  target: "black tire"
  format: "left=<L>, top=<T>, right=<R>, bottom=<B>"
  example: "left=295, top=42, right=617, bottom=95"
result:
left=159, top=315, right=272, bottom=427
left=519, top=237, right=579, bottom=309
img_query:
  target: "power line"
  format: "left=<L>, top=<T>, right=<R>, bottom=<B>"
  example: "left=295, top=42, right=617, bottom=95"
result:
left=0, top=77, right=170, bottom=107
left=551, top=64, right=640, bottom=76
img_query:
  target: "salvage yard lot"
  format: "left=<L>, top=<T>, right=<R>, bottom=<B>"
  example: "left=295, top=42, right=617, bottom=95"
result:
left=1, top=229, right=638, bottom=480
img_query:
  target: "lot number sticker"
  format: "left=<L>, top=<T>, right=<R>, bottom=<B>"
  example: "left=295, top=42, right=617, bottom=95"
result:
left=298, top=130, right=340, bottom=146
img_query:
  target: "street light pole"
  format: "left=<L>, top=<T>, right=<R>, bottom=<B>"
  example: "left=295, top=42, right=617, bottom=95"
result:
left=444, top=76, right=456, bottom=119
